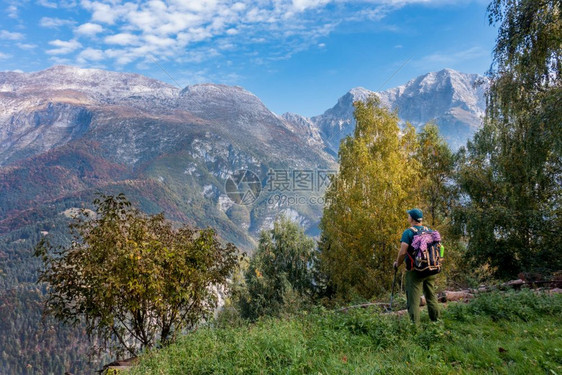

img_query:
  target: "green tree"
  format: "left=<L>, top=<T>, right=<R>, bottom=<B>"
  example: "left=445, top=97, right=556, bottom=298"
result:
left=415, top=123, right=471, bottom=288
left=455, top=0, right=562, bottom=278
left=35, top=193, right=239, bottom=357
left=237, top=215, right=317, bottom=320
left=416, top=123, right=457, bottom=227
left=318, top=96, right=419, bottom=301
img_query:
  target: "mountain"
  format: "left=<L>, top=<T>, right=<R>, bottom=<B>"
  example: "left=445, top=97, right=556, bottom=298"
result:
left=0, top=66, right=338, bottom=373
left=0, top=65, right=486, bottom=373
left=0, top=66, right=336, bottom=252
left=0, top=66, right=489, bottom=275
left=292, top=69, right=487, bottom=153
left=0, top=65, right=488, bottom=284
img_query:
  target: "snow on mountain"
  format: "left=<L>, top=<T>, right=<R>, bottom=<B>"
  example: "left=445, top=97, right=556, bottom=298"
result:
left=0, top=66, right=333, bottom=167
left=0, top=66, right=181, bottom=165
left=178, top=83, right=292, bottom=146
left=0, top=65, right=178, bottom=104
left=377, top=68, right=487, bottom=131
left=0, top=66, right=487, bottom=168
left=179, top=83, right=267, bottom=117
left=285, top=68, right=488, bottom=153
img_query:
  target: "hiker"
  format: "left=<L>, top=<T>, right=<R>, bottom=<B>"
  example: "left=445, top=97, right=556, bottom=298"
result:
left=393, top=208, right=440, bottom=324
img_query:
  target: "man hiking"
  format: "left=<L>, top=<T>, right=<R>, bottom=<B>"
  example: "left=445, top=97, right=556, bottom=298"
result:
left=393, top=208, right=440, bottom=324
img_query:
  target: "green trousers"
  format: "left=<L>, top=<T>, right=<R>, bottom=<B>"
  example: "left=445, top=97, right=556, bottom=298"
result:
left=405, top=270, right=440, bottom=324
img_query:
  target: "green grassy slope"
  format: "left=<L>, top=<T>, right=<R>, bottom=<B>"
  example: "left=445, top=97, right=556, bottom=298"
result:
left=131, top=290, right=562, bottom=375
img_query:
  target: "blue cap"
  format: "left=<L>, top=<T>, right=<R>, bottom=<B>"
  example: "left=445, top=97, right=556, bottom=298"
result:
left=407, top=208, right=423, bottom=221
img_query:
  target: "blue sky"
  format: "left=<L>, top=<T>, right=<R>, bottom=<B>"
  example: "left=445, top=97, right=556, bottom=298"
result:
left=0, top=0, right=497, bottom=116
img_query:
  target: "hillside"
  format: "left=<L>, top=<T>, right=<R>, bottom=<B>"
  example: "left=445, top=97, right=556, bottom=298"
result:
left=130, top=290, right=562, bottom=374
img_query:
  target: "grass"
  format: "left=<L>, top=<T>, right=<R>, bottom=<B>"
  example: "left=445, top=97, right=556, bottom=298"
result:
left=130, top=290, right=562, bottom=375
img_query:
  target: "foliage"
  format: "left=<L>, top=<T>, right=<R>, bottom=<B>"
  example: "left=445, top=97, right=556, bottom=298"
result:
left=130, top=290, right=562, bottom=375
left=0, top=197, right=105, bottom=374
left=318, top=95, right=420, bottom=301
left=235, top=215, right=317, bottom=320
left=34, top=193, right=240, bottom=357
left=454, top=0, right=562, bottom=278
left=413, top=123, right=475, bottom=289
left=416, top=123, right=457, bottom=228
left=0, top=285, right=103, bottom=374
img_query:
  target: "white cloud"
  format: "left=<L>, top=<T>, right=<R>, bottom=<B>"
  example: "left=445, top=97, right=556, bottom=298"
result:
left=292, top=0, right=331, bottom=11
left=37, top=0, right=77, bottom=8
left=416, top=46, right=488, bottom=67
left=0, top=52, right=12, bottom=60
left=104, top=33, right=140, bottom=46
left=50, top=0, right=464, bottom=68
left=75, top=22, right=103, bottom=36
left=17, top=43, right=37, bottom=50
left=7, top=5, right=18, bottom=19
left=37, top=0, right=58, bottom=8
left=46, top=39, right=82, bottom=55
left=77, top=47, right=105, bottom=63
left=0, top=30, right=24, bottom=40
left=71, top=0, right=342, bottom=66
left=81, top=0, right=137, bottom=24
left=40, top=17, right=76, bottom=28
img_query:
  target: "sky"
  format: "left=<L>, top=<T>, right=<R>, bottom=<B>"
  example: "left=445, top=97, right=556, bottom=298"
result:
left=0, top=0, right=498, bottom=116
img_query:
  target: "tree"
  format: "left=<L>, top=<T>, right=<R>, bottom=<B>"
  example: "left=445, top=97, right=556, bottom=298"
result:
left=416, top=123, right=457, bottom=227
left=455, top=0, right=562, bottom=277
left=237, top=215, right=317, bottom=320
left=318, top=96, right=420, bottom=301
left=35, top=193, right=239, bottom=357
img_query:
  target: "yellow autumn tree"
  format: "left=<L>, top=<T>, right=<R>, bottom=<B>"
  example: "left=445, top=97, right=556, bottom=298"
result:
left=318, top=95, right=420, bottom=301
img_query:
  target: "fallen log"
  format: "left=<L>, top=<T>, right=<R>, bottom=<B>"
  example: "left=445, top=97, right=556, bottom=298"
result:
left=438, top=290, right=474, bottom=303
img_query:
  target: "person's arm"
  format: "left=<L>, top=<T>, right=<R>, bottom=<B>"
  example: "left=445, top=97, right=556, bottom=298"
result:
left=393, top=242, right=409, bottom=270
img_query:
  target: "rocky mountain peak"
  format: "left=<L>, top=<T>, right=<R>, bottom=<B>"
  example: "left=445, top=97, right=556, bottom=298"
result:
left=178, top=83, right=273, bottom=119
left=179, top=83, right=263, bottom=106
left=347, top=87, right=373, bottom=101
left=302, top=68, right=488, bottom=152
left=0, top=65, right=179, bottom=106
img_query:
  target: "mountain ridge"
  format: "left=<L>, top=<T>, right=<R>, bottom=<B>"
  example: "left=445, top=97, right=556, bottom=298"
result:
left=300, top=68, right=488, bottom=153
left=0, top=65, right=487, bottom=252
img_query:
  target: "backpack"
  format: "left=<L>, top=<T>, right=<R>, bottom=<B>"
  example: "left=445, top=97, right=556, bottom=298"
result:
left=405, top=226, right=442, bottom=276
